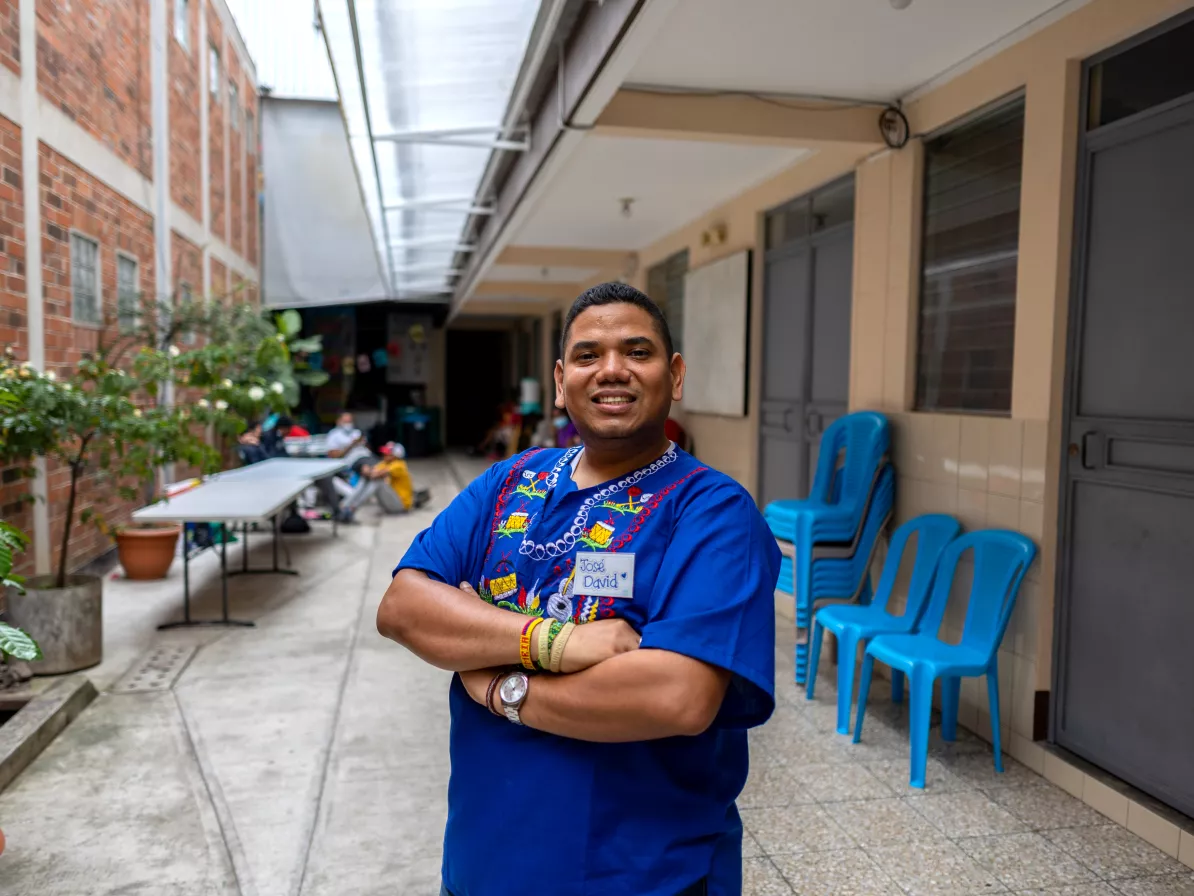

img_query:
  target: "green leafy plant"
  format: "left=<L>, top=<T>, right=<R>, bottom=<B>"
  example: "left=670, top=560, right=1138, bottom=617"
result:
left=0, top=523, right=42, bottom=663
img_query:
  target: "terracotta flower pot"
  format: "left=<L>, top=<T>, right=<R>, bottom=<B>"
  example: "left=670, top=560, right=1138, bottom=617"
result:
left=115, top=523, right=181, bottom=581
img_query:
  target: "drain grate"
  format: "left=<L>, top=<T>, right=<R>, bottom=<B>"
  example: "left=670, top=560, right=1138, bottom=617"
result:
left=110, top=644, right=197, bottom=694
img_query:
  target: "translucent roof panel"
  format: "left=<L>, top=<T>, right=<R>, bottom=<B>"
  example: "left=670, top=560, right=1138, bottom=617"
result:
left=318, top=0, right=541, bottom=299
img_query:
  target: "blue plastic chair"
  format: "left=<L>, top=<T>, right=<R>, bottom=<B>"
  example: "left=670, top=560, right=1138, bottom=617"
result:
left=852, top=530, right=1037, bottom=788
left=807, top=514, right=961, bottom=734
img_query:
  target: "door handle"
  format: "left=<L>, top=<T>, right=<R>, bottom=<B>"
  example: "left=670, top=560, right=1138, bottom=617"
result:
left=806, top=410, right=823, bottom=437
left=1081, top=431, right=1106, bottom=470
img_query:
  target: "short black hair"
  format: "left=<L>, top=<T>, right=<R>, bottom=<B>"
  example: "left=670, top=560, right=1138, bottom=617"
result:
left=560, top=282, right=674, bottom=360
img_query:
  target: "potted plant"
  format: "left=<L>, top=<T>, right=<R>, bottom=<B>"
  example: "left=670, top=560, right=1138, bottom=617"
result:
left=0, top=347, right=246, bottom=671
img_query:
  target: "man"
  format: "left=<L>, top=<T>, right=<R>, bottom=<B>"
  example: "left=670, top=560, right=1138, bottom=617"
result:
left=322, top=412, right=378, bottom=522
left=377, top=282, right=780, bottom=896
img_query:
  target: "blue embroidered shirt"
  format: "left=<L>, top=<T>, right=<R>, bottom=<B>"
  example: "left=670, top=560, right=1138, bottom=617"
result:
left=395, top=445, right=780, bottom=896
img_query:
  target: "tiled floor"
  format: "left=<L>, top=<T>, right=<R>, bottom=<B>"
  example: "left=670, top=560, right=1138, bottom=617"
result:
left=745, top=642, right=1194, bottom=895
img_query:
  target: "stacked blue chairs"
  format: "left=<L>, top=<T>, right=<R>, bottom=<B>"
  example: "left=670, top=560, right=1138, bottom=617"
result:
left=852, top=530, right=1037, bottom=788
left=806, top=514, right=961, bottom=734
left=765, top=412, right=894, bottom=686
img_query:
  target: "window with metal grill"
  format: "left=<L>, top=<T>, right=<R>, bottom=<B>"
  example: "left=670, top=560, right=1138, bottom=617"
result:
left=70, top=234, right=100, bottom=325
left=646, top=250, right=688, bottom=356
left=915, top=98, right=1025, bottom=414
left=117, top=255, right=139, bottom=335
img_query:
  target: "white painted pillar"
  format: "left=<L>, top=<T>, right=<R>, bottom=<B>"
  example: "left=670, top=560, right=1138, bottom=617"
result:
left=150, top=0, right=173, bottom=487
left=199, top=1, right=211, bottom=302
left=20, top=0, right=49, bottom=574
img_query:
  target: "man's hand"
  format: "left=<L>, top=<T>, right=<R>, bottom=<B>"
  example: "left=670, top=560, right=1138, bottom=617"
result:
left=558, top=618, right=640, bottom=673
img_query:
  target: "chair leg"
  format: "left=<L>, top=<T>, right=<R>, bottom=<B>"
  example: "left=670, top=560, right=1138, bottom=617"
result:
left=806, top=620, right=824, bottom=701
left=909, top=668, right=935, bottom=789
left=891, top=669, right=905, bottom=704
left=852, top=655, right=875, bottom=744
left=987, top=661, right=1004, bottom=774
left=941, top=677, right=961, bottom=742
left=834, top=629, right=861, bottom=736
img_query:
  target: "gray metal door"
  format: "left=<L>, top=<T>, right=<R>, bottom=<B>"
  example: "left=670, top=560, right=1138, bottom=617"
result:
left=1055, top=99, right=1194, bottom=817
left=759, top=176, right=854, bottom=507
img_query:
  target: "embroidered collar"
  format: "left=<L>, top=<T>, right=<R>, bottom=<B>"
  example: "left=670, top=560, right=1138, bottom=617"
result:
left=518, top=443, right=679, bottom=560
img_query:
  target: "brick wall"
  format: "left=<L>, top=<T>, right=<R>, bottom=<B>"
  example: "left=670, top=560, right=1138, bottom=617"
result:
left=171, top=229, right=200, bottom=299
left=1, top=115, right=25, bottom=358
left=228, top=50, right=242, bottom=256
left=0, top=0, right=18, bottom=76
left=207, top=1, right=225, bottom=240
left=246, top=92, right=257, bottom=266
left=36, top=0, right=152, bottom=179
left=40, top=144, right=156, bottom=374
left=169, top=0, right=201, bottom=223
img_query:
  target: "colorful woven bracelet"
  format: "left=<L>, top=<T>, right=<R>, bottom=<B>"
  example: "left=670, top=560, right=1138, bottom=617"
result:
left=549, top=621, right=576, bottom=673
left=519, top=617, right=543, bottom=671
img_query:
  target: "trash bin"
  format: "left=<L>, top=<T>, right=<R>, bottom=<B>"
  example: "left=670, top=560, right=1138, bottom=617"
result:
left=396, top=408, right=431, bottom=458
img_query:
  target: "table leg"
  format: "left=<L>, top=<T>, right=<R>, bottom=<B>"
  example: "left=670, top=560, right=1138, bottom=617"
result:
left=242, top=520, right=250, bottom=572
left=159, top=521, right=254, bottom=629
left=273, top=513, right=279, bottom=572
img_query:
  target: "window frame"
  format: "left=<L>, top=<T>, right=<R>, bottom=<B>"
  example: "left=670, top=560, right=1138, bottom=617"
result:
left=208, top=43, right=221, bottom=99
left=173, top=0, right=190, bottom=52
left=646, top=249, right=689, bottom=357
left=115, top=252, right=140, bottom=336
left=229, top=80, right=240, bottom=131
left=913, top=93, right=1027, bottom=416
left=70, top=231, right=102, bottom=327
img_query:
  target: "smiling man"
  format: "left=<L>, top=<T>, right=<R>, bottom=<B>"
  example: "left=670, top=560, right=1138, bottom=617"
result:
left=377, top=282, right=780, bottom=896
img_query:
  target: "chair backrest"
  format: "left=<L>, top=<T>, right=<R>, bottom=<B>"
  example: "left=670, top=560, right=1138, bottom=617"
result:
left=809, top=412, right=890, bottom=507
left=871, top=514, right=962, bottom=621
left=919, top=530, right=1038, bottom=661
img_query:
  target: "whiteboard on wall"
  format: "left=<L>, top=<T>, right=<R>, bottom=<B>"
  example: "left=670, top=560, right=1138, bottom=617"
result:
left=681, top=250, right=751, bottom=417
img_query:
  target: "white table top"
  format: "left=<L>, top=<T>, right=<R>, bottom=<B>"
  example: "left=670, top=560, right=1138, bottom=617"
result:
left=211, top=457, right=347, bottom=482
left=132, top=479, right=310, bottom=523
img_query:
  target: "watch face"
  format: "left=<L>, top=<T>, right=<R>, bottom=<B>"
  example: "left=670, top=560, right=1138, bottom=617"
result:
left=499, top=673, right=528, bottom=705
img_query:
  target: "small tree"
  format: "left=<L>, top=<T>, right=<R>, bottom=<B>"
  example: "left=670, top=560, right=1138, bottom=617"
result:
left=0, top=346, right=286, bottom=589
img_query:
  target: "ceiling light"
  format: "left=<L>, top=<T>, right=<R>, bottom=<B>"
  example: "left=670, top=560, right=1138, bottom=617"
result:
left=619, top=198, right=634, bottom=219
left=890, top=0, right=913, bottom=8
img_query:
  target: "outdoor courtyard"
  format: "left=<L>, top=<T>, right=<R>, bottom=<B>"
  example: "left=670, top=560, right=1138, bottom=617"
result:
left=0, top=457, right=1190, bottom=896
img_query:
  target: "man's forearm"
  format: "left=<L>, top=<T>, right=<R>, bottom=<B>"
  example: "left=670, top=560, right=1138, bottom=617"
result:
left=518, top=650, right=730, bottom=743
left=377, top=569, right=525, bottom=671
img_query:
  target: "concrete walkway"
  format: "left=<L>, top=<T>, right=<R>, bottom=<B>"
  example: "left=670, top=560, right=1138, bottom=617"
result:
left=1, top=455, right=1191, bottom=895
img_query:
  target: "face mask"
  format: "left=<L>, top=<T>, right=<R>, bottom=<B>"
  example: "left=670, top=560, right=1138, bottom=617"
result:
left=553, top=417, right=568, bottom=428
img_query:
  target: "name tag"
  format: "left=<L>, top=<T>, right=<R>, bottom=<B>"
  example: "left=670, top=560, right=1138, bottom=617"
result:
left=575, top=552, right=635, bottom=599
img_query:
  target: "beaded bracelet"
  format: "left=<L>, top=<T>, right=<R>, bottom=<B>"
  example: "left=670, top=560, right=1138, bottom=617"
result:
left=549, top=621, right=576, bottom=673
left=485, top=671, right=504, bottom=717
left=537, top=616, right=554, bottom=670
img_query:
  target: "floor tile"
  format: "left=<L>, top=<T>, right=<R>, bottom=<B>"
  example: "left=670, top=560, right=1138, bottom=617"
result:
left=867, top=758, right=972, bottom=795
left=866, top=839, right=1007, bottom=895
left=1108, top=873, right=1194, bottom=895
left=743, top=830, right=765, bottom=859
left=772, top=847, right=903, bottom=895
left=958, top=832, right=1098, bottom=890
left=742, top=857, right=794, bottom=896
left=1046, top=826, right=1189, bottom=881
left=741, top=804, right=857, bottom=856
left=940, top=752, right=1047, bottom=790
left=984, top=784, right=1111, bottom=831
left=825, top=797, right=944, bottom=847
left=910, top=790, right=1029, bottom=839
left=790, top=762, right=895, bottom=803
left=1011, top=885, right=1119, bottom=895
left=739, top=763, right=815, bottom=809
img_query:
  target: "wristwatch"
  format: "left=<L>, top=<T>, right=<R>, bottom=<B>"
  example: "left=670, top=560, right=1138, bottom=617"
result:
left=497, top=670, right=530, bottom=726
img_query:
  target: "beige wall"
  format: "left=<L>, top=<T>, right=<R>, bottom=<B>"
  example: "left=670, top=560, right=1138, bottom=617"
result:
left=623, top=0, right=1194, bottom=752
left=633, top=145, right=879, bottom=488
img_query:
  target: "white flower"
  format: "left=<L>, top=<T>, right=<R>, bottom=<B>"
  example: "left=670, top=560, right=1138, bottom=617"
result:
left=215, top=400, right=228, bottom=411
left=43, top=370, right=56, bottom=381
left=247, top=385, right=265, bottom=401
left=270, top=382, right=284, bottom=394
left=168, top=345, right=181, bottom=357
left=222, top=379, right=233, bottom=388
left=197, top=399, right=210, bottom=409
left=20, top=361, right=32, bottom=370
left=132, top=408, right=142, bottom=417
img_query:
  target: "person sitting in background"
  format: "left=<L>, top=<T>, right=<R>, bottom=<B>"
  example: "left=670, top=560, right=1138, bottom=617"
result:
left=338, top=442, right=431, bottom=521
left=277, top=415, right=310, bottom=438
left=237, top=422, right=274, bottom=465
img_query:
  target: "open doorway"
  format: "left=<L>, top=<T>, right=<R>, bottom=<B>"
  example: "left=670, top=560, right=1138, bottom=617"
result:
left=445, top=329, right=511, bottom=449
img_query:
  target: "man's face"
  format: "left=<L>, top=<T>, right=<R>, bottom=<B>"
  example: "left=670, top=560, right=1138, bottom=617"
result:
left=555, top=303, right=684, bottom=445
left=337, top=413, right=354, bottom=430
